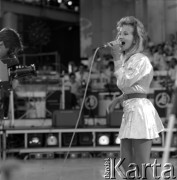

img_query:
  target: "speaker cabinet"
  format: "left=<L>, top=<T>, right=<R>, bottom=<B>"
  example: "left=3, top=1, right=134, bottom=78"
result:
left=46, top=90, right=73, bottom=117
left=52, top=110, right=83, bottom=128
left=46, top=91, right=61, bottom=117
left=107, top=110, right=123, bottom=127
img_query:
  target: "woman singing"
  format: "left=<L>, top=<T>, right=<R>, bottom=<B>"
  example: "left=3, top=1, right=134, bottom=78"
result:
left=107, top=16, right=164, bottom=179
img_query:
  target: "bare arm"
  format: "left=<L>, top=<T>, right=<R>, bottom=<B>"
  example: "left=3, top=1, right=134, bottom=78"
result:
left=112, top=94, right=123, bottom=106
left=109, top=44, right=121, bottom=69
left=107, top=94, right=123, bottom=113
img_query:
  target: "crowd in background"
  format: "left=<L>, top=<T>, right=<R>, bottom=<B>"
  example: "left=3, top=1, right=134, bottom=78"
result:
left=14, top=33, right=177, bottom=110
left=62, top=34, right=177, bottom=109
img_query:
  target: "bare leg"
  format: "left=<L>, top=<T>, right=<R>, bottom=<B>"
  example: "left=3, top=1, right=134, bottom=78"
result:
left=132, top=139, right=154, bottom=180
left=120, top=138, right=133, bottom=179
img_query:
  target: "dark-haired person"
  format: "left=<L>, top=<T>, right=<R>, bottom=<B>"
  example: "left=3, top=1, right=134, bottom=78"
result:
left=0, top=28, right=23, bottom=59
left=0, top=28, right=23, bottom=119
left=107, top=16, right=164, bottom=179
left=65, top=72, right=82, bottom=109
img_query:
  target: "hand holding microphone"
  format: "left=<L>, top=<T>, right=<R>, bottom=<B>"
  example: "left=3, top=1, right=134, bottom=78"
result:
left=103, top=39, right=123, bottom=53
left=103, top=40, right=123, bottom=59
left=103, top=39, right=122, bottom=48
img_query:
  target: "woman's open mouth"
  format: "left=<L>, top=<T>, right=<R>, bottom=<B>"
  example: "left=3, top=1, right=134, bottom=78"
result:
left=121, top=41, right=125, bottom=46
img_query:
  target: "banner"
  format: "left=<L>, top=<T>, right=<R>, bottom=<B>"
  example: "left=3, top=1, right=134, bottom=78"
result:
left=84, top=92, right=99, bottom=117
left=154, top=90, right=172, bottom=118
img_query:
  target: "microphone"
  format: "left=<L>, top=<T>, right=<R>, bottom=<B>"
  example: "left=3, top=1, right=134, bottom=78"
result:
left=102, top=40, right=123, bottom=48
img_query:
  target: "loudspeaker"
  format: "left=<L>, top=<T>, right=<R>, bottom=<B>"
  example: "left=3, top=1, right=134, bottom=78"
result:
left=28, top=133, right=44, bottom=148
left=46, top=90, right=73, bottom=117
left=107, top=110, right=123, bottom=127
left=52, top=110, right=83, bottom=128
left=45, top=133, right=58, bottom=147
left=46, top=91, right=61, bottom=117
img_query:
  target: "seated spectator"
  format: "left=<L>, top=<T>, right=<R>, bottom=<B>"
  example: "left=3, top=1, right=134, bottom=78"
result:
left=65, top=73, right=82, bottom=109
left=75, top=64, right=89, bottom=85
left=104, top=61, right=115, bottom=83
left=152, top=45, right=168, bottom=70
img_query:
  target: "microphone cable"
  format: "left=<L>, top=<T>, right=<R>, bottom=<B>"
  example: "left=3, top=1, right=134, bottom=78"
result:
left=63, top=47, right=101, bottom=163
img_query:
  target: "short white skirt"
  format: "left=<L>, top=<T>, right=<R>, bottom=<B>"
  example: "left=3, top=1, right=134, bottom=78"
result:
left=118, top=98, right=165, bottom=139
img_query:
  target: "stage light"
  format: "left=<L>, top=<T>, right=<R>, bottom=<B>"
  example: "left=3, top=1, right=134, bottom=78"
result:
left=114, top=133, right=121, bottom=145
left=81, top=152, right=92, bottom=158
left=74, top=6, right=79, bottom=12
left=57, top=0, right=62, bottom=3
left=96, top=133, right=110, bottom=146
left=69, top=152, right=78, bottom=158
left=45, top=133, right=58, bottom=147
left=28, top=134, right=43, bottom=148
left=67, top=1, right=72, bottom=6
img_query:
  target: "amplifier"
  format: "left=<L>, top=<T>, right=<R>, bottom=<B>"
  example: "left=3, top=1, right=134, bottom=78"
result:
left=52, top=110, right=83, bottom=128
left=46, top=90, right=72, bottom=117
left=107, top=109, right=123, bottom=127
left=46, top=91, right=61, bottom=116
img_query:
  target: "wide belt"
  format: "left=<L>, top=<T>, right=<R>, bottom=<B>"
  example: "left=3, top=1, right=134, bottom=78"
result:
left=123, top=93, right=147, bottom=101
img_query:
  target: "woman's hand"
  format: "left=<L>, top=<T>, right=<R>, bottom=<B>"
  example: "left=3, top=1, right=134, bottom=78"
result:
left=107, top=40, right=121, bottom=52
left=107, top=101, right=116, bottom=114
left=107, top=95, right=123, bottom=114
left=107, top=42, right=121, bottom=62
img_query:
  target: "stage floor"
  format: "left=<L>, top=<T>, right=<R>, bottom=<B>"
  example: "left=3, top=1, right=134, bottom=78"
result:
left=1, top=158, right=177, bottom=180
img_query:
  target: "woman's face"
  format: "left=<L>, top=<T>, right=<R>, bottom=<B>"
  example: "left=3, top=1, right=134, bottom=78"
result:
left=117, top=25, right=134, bottom=53
left=0, top=41, right=9, bottom=59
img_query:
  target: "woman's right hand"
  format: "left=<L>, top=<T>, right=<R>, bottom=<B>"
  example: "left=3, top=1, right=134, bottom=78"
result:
left=107, top=40, right=121, bottom=53
left=107, top=101, right=116, bottom=114
left=107, top=94, right=123, bottom=114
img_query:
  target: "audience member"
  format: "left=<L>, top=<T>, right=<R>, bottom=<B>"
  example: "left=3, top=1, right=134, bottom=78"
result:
left=75, top=64, right=89, bottom=85
left=65, top=72, right=82, bottom=109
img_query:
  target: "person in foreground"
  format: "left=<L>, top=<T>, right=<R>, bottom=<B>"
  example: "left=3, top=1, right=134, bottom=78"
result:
left=0, top=27, right=23, bottom=60
left=0, top=28, right=23, bottom=118
left=107, top=16, right=164, bottom=179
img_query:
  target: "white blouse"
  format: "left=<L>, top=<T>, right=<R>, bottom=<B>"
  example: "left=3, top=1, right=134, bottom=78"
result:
left=114, top=53, right=153, bottom=94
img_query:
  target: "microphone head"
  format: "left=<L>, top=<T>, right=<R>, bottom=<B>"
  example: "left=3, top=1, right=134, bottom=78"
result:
left=101, top=40, right=125, bottom=48
left=109, top=40, right=120, bottom=46
left=103, top=40, right=121, bottom=48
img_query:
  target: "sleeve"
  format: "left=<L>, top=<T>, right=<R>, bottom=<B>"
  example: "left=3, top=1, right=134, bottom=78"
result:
left=123, top=54, right=152, bottom=87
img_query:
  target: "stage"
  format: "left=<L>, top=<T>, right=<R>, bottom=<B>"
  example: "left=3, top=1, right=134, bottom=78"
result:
left=1, top=158, right=177, bottom=180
